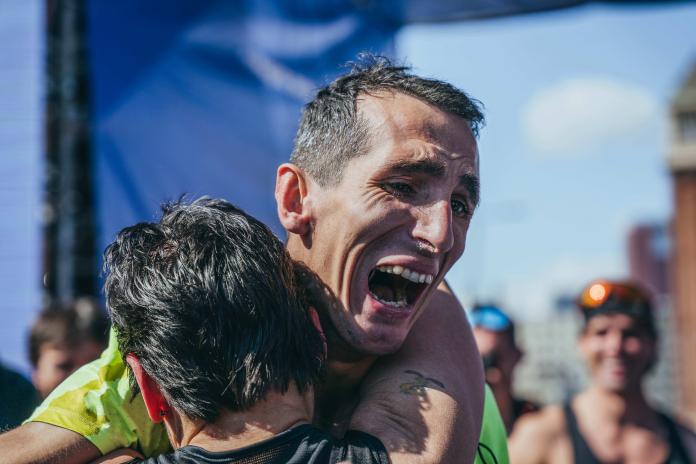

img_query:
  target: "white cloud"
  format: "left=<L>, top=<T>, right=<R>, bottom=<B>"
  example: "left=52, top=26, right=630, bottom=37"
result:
left=522, top=77, right=658, bottom=156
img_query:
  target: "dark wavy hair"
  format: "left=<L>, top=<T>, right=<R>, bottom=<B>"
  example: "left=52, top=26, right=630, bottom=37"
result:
left=104, top=197, right=324, bottom=421
left=291, top=54, right=485, bottom=186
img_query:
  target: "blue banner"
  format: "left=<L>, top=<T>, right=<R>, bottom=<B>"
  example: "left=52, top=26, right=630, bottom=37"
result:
left=89, top=0, right=397, bottom=251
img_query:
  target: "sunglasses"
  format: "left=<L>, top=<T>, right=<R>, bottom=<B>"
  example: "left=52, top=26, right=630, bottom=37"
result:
left=468, top=305, right=512, bottom=332
left=577, top=280, right=652, bottom=317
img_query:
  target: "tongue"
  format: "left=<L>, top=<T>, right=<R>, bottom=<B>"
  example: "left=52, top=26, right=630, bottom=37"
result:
left=371, top=283, right=395, bottom=302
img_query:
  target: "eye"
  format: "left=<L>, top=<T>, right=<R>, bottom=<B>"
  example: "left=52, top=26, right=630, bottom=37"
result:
left=382, top=182, right=415, bottom=198
left=451, top=198, right=471, bottom=218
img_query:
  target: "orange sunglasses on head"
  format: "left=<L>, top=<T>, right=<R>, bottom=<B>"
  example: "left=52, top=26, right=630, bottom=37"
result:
left=577, top=280, right=651, bottom=313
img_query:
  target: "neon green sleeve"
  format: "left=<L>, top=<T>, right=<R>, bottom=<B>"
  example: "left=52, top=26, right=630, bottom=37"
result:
left=475, top=384, right=510, bottom=464
left=27, top=328, right=171, bottom=456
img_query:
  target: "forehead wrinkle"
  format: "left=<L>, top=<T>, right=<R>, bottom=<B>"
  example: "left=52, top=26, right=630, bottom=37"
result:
left=382, top=158, right=446, bottom=178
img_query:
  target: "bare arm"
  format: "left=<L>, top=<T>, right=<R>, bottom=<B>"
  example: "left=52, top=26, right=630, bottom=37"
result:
left=349, top=282, right=485, bottom=463
left=91, top=448, right=143, bottom=464
left=0, top=422, right=101, bottom=464
left=508, top=407, right=564, bottom=464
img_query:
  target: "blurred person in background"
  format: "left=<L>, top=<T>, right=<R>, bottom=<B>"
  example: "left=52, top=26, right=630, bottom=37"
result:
left=0, top=361, right=37, bottom=431
left=29, top=298, right=110, bottom=398
left=469, top=304, right=538, bottom=434
left=509, top=279, right=696, bottom=463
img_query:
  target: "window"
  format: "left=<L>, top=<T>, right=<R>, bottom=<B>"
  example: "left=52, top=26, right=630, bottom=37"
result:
left=678, top=111, right=696, bottom=142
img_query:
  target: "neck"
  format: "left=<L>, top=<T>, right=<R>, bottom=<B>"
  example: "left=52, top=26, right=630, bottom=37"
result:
left=286, top=235, right=379, bottom=433
left=167, top=384, right=314, bottom=452
left=312, top=344, right=376, bottom=436
left=582, top=384, right=651, bottom=421
left=489, top=382, right=515, bottom=432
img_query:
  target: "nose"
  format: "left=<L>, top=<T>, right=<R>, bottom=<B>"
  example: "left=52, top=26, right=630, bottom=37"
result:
left=412, top=200, right=454, bottom=254
left=605, top=331, right=624, bottom=356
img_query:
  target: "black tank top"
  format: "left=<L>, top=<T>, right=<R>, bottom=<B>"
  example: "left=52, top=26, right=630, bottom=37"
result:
left=128, top=424, right=389, bottom=464
left=563, top=402, right=691, bottom=464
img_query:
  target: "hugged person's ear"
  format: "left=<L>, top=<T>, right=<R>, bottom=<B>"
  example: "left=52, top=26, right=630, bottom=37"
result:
left=308, top=306, right=327, bottom=357
left=275, top=163, right=312, bottom=236
left=126, top=354, right=170, bottom=423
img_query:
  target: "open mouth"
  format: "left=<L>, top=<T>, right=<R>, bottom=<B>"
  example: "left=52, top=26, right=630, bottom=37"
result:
left=368, top=265, right=434, bottom=308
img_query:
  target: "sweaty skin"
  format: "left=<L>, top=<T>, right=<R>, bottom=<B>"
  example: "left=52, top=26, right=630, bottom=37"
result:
left=283, top=92, right=480, bottom=357
left=280, top=91, right=484, bottom=461
left=0, top=91, right=488, bottom=463
left=349, top=284, right=484, bottom=463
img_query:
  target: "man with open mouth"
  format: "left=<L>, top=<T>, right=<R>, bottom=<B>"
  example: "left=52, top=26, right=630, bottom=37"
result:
left=3, top=56, right=506, bottom=463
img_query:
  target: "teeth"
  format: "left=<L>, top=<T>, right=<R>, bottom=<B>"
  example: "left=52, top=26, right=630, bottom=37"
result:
left=372, top=293, right=408, bottom=308
left=376, top=265, right=435, bottom=285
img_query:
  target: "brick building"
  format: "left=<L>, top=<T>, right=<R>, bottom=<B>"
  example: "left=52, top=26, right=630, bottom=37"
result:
left=668, top=62, right=696, bottom=425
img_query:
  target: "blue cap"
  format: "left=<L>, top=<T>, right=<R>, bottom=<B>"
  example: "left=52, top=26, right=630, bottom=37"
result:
left=467, top=304, right=513, bottom=332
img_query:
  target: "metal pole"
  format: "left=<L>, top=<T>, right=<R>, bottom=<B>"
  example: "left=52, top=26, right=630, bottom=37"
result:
left=44, top=0, right=96, bottom=304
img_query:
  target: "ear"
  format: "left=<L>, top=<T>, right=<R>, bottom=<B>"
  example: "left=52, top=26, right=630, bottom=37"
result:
left=126, top=354, right=170, bottom=423
left=275, top=163, right=312, bottom=236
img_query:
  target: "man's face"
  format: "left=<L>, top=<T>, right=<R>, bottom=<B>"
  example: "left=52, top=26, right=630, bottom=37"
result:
left=32, top=340, right=105, bottom=398
left=32, top=343, right=78, bottom=398
left=301, top=92, right=479, bottom=355
left=473, top=327, right=521, bottom=386
left=579, top=313, right=656, bottom=393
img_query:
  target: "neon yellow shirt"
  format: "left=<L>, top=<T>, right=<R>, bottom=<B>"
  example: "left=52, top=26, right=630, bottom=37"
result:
left=28, top=330, right=170, bottom=456
left=29, top=329, right=509, bottom=460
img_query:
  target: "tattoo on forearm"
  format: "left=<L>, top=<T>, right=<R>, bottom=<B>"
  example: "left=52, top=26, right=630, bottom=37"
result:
left=399, top=370, right=445, bottom=396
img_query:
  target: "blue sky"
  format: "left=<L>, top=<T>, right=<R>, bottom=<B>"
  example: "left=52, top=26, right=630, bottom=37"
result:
left=397, top=3, right=696, bottom=318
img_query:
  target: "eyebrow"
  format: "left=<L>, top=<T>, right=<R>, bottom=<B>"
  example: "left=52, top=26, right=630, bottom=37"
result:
left=461, top=173, right=480, bottom=208
left=384, top=159, right=480, bottom=207
left=385, top=159, right=447, bottom=177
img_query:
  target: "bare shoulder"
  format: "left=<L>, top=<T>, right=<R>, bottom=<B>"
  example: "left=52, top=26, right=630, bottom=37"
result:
left=349, top=281, right=484, bottom=463
left=512, top=405, right=567, bottom=442
left=509, top=405, right=568, bottom=464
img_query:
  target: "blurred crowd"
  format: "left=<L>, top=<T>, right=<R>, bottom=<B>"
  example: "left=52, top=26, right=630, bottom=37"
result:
left=470, top=280, right=696, bottom=462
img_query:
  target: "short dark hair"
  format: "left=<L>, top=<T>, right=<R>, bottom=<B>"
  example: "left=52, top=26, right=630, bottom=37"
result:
left=291, top=54, right=485, bottom=186
left=576, top=279, right=657, bottom=339
left=28, top=298, right=110, bottom=368
left=104, top=198, right=324, bottom=422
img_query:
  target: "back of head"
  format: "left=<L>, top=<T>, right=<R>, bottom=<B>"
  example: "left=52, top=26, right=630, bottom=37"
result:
left=104, top=197, right=324, bottom=422
left=291, top=54, right=485, bottom=186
